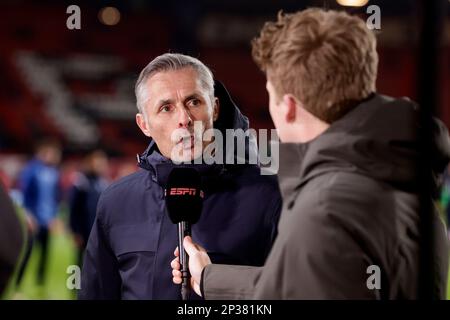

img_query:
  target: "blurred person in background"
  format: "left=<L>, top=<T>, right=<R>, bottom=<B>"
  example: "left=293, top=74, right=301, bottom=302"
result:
left=79, top=53, right=282, bottom=299
left=69, top=149, right=109, bottom=268
left=15, top=138, right=62, bottom=287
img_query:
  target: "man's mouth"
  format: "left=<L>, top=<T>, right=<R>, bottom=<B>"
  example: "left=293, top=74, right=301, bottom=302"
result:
left=178, top=135, right=195, bottom=149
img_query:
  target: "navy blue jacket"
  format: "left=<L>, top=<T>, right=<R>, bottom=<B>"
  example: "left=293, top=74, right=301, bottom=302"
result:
left=79, top=82, right=281, bottom=299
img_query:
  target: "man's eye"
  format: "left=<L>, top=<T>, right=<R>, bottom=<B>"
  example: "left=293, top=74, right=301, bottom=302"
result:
left=160, top=105, right=171, bottom=113
left=188, top=99, right=201, bottom=107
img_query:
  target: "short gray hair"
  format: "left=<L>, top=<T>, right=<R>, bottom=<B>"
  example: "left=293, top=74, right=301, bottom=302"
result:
left=135, top=53, right=215, bottom=114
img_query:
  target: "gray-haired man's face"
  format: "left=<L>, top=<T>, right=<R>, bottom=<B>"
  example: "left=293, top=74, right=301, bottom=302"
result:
left=136, top=67, right=219, bottom=161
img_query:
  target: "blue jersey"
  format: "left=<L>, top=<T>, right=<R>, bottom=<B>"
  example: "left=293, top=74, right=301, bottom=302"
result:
left=20, top=159, right=60, bottom=227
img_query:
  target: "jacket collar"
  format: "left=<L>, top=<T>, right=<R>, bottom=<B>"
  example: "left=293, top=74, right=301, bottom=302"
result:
left=137, top=140, right=226, bottom=188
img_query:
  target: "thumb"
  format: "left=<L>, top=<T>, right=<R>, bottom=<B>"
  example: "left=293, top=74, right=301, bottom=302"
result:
left=183, top=236, right=198, bottom=256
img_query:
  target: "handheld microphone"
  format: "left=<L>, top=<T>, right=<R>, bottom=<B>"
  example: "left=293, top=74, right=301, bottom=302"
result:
left=165, top=167, right=204, bottom=300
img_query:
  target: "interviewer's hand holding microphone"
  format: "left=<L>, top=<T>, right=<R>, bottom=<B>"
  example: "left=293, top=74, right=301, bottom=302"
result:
left=171, top=236, right=211, bottom=297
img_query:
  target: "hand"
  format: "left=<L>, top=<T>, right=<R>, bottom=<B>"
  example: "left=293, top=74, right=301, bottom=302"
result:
left=171, top=236, right=211, bottom=297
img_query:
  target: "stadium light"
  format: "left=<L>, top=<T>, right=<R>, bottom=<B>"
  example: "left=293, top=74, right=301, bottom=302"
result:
left=336, top=0, right=369, bottom=7
left=99, top=7, right=121, bottom=26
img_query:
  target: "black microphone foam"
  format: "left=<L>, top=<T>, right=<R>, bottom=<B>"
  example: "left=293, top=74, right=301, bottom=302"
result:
left=165, top=167, right=203, bottom=224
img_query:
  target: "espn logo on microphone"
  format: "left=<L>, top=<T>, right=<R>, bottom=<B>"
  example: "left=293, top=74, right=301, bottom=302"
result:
left=166, top=188, right=204, bottom=198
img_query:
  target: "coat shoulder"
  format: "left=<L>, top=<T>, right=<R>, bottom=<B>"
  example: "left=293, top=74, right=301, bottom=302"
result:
left=101, top=169, right=149, bottom=200
left=96, top=169, right=155, bottom=225
left=292, top=170, right=397, bottom=228
left=306, top=171, right=389, bottom=209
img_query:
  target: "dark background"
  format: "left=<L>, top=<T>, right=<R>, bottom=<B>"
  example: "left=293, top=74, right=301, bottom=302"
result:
left=0, top=0, right=448, bottom=157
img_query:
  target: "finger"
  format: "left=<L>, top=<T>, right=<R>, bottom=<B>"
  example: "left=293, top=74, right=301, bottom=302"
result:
left=173, top=276, right=182, bottom=284
left=174, top=246, right=179, bottom=257
left=172, top=269, right=182, bottom=278
left=185, top=235, right=207, bottom=253
left=183, top=236, right=198, bottom=256
left=171, top=258, right=180, bottom=270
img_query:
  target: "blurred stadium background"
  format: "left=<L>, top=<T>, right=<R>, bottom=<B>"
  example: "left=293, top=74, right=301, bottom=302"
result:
left=0, top=0, right=449, bottom=299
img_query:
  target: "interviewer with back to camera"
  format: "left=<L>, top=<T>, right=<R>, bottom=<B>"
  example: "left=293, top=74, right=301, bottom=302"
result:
left=171, top=8, right=450, bottom=299
left=79, top=53, right=282, bottom=299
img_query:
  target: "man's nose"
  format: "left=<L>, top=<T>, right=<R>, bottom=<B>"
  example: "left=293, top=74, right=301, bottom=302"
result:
left=178, top=107, right=192, bottom=128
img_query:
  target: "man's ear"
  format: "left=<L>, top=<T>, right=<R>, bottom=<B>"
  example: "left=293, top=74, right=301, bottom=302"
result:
left=282, top=94, right=297, bottom=123
left=136, top=113, right=152, bottom=137
left=212, top=97, right=220, bottom=122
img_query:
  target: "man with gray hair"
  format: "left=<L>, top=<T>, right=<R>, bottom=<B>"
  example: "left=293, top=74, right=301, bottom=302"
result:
left=79, top=53, right=281, bottom=299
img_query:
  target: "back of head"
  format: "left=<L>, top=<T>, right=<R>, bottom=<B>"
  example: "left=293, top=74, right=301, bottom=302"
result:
left=252, top=8, right=378, bottom=123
